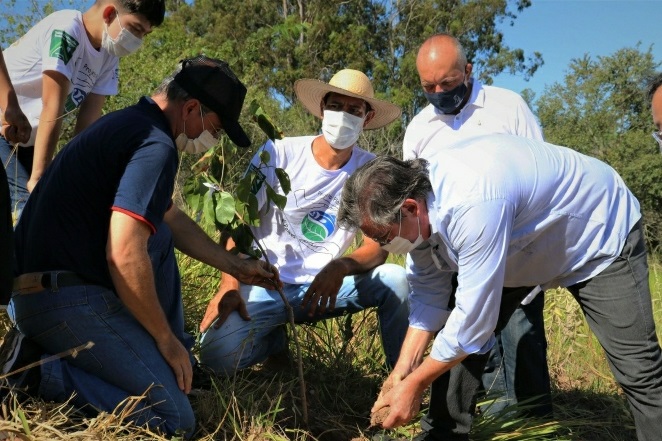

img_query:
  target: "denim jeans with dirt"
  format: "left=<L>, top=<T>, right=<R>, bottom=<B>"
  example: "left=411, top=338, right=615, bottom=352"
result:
left=12, top=224, right=196, bottom=438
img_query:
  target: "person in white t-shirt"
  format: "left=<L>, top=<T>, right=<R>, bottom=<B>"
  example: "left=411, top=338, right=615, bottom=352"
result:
left=393, top=33, right=551, bottom=441
left=0, top=0, right=165, bottom=217
left=198, top=69, right=410, bottom=374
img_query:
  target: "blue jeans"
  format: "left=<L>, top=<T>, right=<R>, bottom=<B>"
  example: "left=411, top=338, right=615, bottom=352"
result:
left=11, top=224, right=196, bottom=438
left=480, top=293, right=552, bottom=416
left=199, top=263, right=409, bottom=374
left=0, top=136, right=31, bottom=219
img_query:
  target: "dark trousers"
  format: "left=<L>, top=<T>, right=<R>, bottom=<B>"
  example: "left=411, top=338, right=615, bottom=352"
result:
left=422, top=221, right=662, bottom=441
left=421, top=286, right=538, bottom=440
left=0, top=164, right=13, bottom=304
left=480, top=293, right=552, bottom=416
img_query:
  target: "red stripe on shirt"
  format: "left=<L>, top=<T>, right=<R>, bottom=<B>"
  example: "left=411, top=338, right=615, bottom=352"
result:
left=110, top=206, right=156, bottom=234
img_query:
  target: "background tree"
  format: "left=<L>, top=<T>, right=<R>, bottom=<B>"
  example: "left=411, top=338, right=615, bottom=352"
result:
left=164, top=0, right=541, bottom=154
left=534, top=45, right=662, bottom=250
left=1, top=0, right=543, bottom=159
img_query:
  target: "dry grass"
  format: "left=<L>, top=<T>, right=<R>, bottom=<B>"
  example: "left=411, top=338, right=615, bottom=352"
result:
left=1, top=258, right=661, bottom=440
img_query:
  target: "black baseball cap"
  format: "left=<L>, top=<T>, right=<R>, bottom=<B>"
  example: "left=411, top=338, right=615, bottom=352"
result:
left=173, top=56, right=251, bottom=148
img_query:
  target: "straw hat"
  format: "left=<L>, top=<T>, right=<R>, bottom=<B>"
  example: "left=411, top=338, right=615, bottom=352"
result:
left=294, top=69, right=402, bottom=130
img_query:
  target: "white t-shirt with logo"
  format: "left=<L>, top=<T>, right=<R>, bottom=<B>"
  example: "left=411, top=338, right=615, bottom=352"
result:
left=248, top=136, right=375, bottom=284
left=2, top=9, right=119, bottom=146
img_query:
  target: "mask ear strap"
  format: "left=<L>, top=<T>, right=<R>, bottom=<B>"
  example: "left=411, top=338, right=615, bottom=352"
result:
left=397, top=210, right=403, bottom=237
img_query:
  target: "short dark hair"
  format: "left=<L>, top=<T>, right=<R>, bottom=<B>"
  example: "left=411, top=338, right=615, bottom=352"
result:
left=117, top=0, right=166, bottom=27
left=647, top=73, right=662, bottom=104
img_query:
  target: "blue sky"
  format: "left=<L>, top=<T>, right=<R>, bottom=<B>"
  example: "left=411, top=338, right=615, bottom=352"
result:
left=492, top=0, right=662, bottom=98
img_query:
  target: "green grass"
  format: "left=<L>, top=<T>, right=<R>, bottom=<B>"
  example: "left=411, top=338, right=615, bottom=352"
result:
left=1, top=253, right=661, bottom=440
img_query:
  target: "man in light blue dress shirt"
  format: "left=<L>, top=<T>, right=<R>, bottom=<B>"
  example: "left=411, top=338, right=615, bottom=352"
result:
left=338, top=134, right=662, bottom=441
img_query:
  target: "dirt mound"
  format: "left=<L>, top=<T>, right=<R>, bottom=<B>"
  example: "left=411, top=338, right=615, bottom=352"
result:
left=369, top=381, right=392, bottom=427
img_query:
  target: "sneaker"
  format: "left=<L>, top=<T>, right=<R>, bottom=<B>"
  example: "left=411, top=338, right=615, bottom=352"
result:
left=0, top=327, right=43, bottom=400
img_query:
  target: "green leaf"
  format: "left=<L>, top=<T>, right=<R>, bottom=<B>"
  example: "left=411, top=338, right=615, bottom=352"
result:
left=183, top=175, right=206, bottom=211
left=213, top=191, right=236, bottom=225
left=209, top=154, right=224, bottom=182
left=236, top=174, right=252, bottom=202
left=247, top=193, right=260, bottom=226
left=186, top=193, right=202, bottom=212
left=203, top=190, right=215, bottom=226
left=231, top=224, right=257, bottom=257
left=250, top=99, right=284, bottom=141
left=275, top=168, right=291, bottom=194
left=266, top=186, right=287, bottom=210
left=259, top=149, right=271, bottom=164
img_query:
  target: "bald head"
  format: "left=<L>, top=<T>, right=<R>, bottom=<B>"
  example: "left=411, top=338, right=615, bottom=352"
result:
left=417, top=34, right=467, bottom=69
left=416, top=33, right=471, bottom=95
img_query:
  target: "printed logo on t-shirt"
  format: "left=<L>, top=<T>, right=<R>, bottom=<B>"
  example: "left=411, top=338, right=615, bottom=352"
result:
left=64, top=88, right=88, bottom=113
left=301, top=210, right=335, bottom=242
left=49, top=29, right=79, bottom=64
left=248, top=163, right=266, bottom=195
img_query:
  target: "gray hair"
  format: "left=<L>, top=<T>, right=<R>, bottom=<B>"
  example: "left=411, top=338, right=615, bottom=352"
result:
left=337, top=156, right=433, bottom=230
left=154, top=64, right=213, bottom=114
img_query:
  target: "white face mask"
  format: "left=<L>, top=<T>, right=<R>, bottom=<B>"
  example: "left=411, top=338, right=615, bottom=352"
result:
left=382, top=213, right=424, bottom=255
left=175, top=109, right=219, bottom=154
left=321, top=110, right=364, bottom=150
left=101, top=10, right=143, bottom=57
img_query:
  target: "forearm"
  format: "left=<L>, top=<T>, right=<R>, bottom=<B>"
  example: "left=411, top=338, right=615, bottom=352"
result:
left=31, top=105, right=63, bottom=176
left=335, top=239, right=388, bottom=276
left=0, top=55, right=15, bottom=109
left=107, top=211, right=175, bottom=343
left=108, top=248, right=174, bottom=343
left=30, top=71, right=69, bottom=183
left=392, top=327, right=435, bottom=375
left=74, top=93, right=105, bottom=135
left=165, top=205, right=240, bottom=276
left=218, top=235, right=240, bottom=289
left=403, top=353, right=466, bottom=397
left=0, top=80, right=18, bottom=113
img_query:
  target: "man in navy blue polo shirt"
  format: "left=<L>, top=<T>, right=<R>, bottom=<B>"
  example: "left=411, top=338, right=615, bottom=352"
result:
left=3, top=56, right=279, bottom=438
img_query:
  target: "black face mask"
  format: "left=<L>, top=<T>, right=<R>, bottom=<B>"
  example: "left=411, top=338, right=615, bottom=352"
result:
left=423, top=81, right=469, bottom=114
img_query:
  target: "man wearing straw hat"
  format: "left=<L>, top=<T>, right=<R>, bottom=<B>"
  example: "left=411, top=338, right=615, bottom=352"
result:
left=199, top=69, right=410, bottom=374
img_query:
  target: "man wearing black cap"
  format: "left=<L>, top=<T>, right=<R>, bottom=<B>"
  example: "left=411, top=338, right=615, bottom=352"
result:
left=3, top=56, right=278, bottom=438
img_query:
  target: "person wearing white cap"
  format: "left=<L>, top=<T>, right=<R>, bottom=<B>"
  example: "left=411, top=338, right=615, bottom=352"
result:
left=199, top=69, right=410, bottom=375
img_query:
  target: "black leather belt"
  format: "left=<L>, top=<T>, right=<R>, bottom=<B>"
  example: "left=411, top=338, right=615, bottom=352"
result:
left=13, top=271, right=90, bottom=295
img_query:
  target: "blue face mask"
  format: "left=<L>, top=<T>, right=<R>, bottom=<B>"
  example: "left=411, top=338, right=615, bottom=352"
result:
left=423, top=82, right=469, bottom=114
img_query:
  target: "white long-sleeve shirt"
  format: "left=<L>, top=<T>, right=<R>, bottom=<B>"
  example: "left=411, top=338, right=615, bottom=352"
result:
left=407, top=134, right=641, bottom=362
left=403, top=80, right=543, bottom=161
